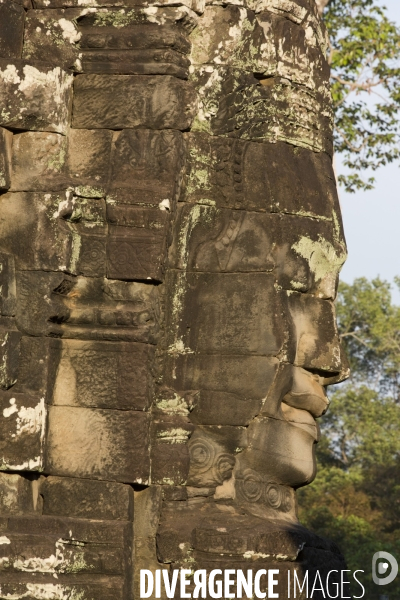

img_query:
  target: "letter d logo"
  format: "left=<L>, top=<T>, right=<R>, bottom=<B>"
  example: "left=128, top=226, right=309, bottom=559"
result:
left=372, top=552, right=398, bottom=586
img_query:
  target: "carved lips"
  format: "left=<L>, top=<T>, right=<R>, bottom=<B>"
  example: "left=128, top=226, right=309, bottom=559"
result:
left=282, top=367, right=329, bottom=442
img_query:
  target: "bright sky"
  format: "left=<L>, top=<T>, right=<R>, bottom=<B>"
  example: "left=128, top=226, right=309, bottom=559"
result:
left=337, top=0, right=400, bottom=303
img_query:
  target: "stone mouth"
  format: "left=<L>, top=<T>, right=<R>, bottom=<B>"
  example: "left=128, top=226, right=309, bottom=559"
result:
left=281, top=404, right=319, bottom=441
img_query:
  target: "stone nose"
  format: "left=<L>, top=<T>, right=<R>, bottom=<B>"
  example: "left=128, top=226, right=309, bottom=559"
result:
left=282, top=367, right=329, bottom=419
left=286, top=290, right=350, bottom=385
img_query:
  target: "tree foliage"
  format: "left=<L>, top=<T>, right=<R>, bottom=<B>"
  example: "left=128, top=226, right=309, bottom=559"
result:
left=298, top=278, right=400, bottom=598
left=321, top=0, right=400, bottom=192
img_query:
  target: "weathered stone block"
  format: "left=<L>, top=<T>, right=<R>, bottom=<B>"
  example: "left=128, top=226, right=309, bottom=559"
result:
left=0, top=59, right=73, bottom=134
left=190, top=5, right=329, bottom=95
left=0, top=533, right=127, bottom=576
left=107, top=226, right=167, bottom=282
left=75, top=5, right=199, bottom=31
left=109, top=128, right=185, bottom=209
left=41, top=476, right=134, bottom=520
left=80, top=47, right=190, bottom=78
left=0, top=192, right=109, bottom=278
left=150, top=415, right=194, bottom=485
left=0, top=192, right=72, bottom=271
left=67, top=128, right=113, bottom=196
left=46, top=405, right=150, bottom=483
left=183, top=135, right=340, bottom=219
left=0, top=329, right=21, bottom=391
left=192, top=67, right=332, bottom=154
left=9, top=337, right=61, bottom=403
left=9, top=0, right=32, bottom=6
left=107, top=205, right=169, bottom=231
left=69, top=221, right=108, bottom=277
left=0, top=582, right=126, bottom=600
left=133, top=487, right=165, bottom=600
left=0, top=2, right=25, bottom=59
left=0, top=127, right=12, bottom=191
left=0, top=473, right=34, bottom=516
left=15, top=271, right=71, bottom=337
left=170, top=205, right=277, bottom=273
left=166, top=354, right=280, bottom=413
left=166, top=271, right=289, bottom=356
left=73, top=74, right=197, bottom=130
left=190, top=7, right=328, bottom=96
left=269, top=12, right=329, bottom=92
left=0, top=253, right=16, bottom=317
left=79, top=22, right=191, bottom=55
left=166, top=203, right=346, bottom=298
left=183, top=134, right=268, bottom=211
left=23, top=8, right=83, bottom=71
left=0, top=392, right=46, bottom=472
left=263, top=142, right=341, bottom=219
left=161, top=355, right=281, bottom=427
left=6, top=513, right=130, bottom=543
left=190, top=7, right=273, bottom=72
left=10, top=132, right=68, bottom=191
left=51, top=339, right=154, bottom=411
left=34, top=0, right=204, bottom=12
left=55, top=277, right=160, bottom=344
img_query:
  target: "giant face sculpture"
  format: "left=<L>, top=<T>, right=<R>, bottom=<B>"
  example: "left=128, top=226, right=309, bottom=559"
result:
left=0, top=0, right=348, bottom=597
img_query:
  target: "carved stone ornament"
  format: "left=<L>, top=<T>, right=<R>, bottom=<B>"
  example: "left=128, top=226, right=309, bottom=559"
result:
left=0, top=0, right=351, bottom=598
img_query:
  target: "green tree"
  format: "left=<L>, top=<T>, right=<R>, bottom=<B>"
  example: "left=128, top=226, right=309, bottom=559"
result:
left=317, top=0, right=400, bottom=192
left=298, top=278, right=400, bottom=599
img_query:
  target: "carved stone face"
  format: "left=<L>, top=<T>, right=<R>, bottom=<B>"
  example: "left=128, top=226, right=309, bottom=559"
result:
left=164, top=158, right=347, bottom=519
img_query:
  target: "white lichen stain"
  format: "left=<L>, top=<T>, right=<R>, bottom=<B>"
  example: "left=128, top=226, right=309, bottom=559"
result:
left=191, top=66, right=223, bottom=132
left=0, top=536, right=11, bottom=545
left=57, top=19, right=81, bottom=44
left=53, top=194, right=75, bottom=220
left=3, top=398, right=17, bottom=418
left=0, top=583, right=86, bottom=599
left=159, top=198, right=170, bottom=211
left=292, top=235, right=347, bottom=298
left=243, top=550, right=271, bottom=560
left=156, top=393, right=189, bottom=416
left=17, top=398, right=46, bottom=440
left=0, top=456, right=42, bottom=471
left=167, top=339, right=194, bottom=356
left=156, top=428, right=190, bottom=444
left=10, top=539, right=90, bottom=577
left=2, top=396, right=46, bottom=441
left=0, top=64, right=21, bottom=85
left=68, top=229, right=82, bottom=273
left=0, top=63, right=73, bottom=133
left=18, top=65, right=72, bottom=109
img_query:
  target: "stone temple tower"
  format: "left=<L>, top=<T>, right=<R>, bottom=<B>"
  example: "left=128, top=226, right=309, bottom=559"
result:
left=0, top=0, right=350, bottom=598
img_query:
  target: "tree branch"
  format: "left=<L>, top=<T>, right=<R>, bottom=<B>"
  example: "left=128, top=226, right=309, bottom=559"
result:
left=340, top=332, right=371, bottom=348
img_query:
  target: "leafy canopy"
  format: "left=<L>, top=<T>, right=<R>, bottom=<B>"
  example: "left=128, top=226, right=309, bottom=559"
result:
left=298, top=278, right=400, bottom=598
left=321, top=0, right=400, bottom=192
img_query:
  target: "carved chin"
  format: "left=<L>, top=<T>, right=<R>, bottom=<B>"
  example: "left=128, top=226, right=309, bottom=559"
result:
left=265, top=423, right=317, bottom=488
left=241, top=416, right=317, bottom=489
